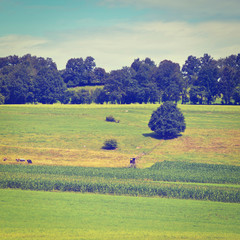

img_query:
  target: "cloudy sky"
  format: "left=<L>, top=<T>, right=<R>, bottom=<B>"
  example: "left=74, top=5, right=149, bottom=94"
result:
left=0, top=0, right=239, bottom=70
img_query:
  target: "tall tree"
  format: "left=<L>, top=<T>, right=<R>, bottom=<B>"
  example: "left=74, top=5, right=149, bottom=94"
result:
left=0, top=54, right=64, bottom=104
left=92, top=88, right=108, bottom=104
left=233, top=85, right=240, bottom=104
left=0, top=64, right=33, bottom=104
left=92, top=67, right=107, bottom=85
left=218, top=55, right=240, bottom=104
left=154, top=60, right=184, bottom=103
left=104, top=67, right=137, bottom=104
left=62, top=57, right=97, bottom=87
left=62, top=58, right=85, bottom=87
left=0, top=55, right=20, bottom=69
left=194, top=54, right=219, bottom=104
left=131, top=58, right=159, bottom=103
left=34, top=67, right=66, bottom=104
left=182, top=55, right=201, bottom=103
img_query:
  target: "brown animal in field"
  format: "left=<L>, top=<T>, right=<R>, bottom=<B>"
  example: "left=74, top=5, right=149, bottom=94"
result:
left=3, top=157, right=7, bottom=161
left=27, top=159, right=32, bottom=164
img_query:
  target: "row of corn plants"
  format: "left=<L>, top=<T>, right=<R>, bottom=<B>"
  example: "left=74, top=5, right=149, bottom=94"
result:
left=0, top=172, right=239, bottom=203
left=1, top=161, right=239, bottom=184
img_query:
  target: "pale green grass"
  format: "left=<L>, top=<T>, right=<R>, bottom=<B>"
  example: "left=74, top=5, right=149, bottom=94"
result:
left=68, top=85, right=104, bottom=92
left=0, top=104, right=240, bottom=167
left=0, top=189, right=240, bottom=240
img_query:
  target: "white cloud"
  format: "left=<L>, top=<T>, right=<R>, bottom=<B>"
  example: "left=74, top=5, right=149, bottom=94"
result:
left=101, top=0, right=240, bottom=19
left=0, top=35, right=48, bottom=56
left=0, top=21, right=240, bottom=70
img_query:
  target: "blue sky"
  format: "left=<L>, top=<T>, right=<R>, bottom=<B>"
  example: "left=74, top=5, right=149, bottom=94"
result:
left=0, top=0, right=240, bottom=70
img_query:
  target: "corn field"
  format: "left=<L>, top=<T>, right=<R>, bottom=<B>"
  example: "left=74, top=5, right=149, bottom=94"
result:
left=0, top=161, right=239, bottom=203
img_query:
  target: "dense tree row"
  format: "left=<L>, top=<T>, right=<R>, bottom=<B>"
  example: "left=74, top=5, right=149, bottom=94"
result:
left=0, top=53, right=240, bottom=104
left=183, top=54, right=240, bottom=105
left=61, top=56, right=107, bottom=87
left=104, top=54, right=240, bottom=105
left=0, top=55, right=66, bottom=104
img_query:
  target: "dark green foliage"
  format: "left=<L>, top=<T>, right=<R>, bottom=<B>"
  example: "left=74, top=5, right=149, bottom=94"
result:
left=62, top=57, right=96, bottom=87
left=102, top=139, right=118, bottom=150
left=1, top=53, right=240, bottom=105
left=233, top=85, right=240, bottom=104
left=131, top=58, right=159, bottom=103
left=189, top=86, right=200, bottom=104
left=154, top=60, right=184, bottom=103
left=62, top=57, right=106, bottom=88
left=0, top=64, right=32, bottom=104
left=106, top=115, right=116, bottom=122
left=104, top=67, right=138, bottom=104
left=218, top=54, right=240, bottom=104
left=105, top=115, right=119, bottom=123
left=189, top=86, right=206, bottom=104
left=182, top=56, right=201, bottom=104
left=148, top=102, right=186, bottom=138
left=0, top=93, right=5, bottom=104
left=34, top=67, right=66, bottom=104
left=69, top=89, right=92, bottom=104
left=92, top=67, right=108, bottom=85
left=195, top=54, right=219, bottom=104
left=104, top=59, right=160, bottom=104
left=0, top=54, right=66, bottom=104
left=219, top=66, right=238, bottom=104
left=92, top=88, right=108, bottom=104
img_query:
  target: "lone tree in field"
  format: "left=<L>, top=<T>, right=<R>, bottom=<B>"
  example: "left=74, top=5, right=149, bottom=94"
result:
left=148, top=101, right=186, bottom=139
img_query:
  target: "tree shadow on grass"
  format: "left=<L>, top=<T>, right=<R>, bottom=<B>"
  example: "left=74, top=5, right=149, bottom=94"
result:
left=142, top=132, right=182, bottom=140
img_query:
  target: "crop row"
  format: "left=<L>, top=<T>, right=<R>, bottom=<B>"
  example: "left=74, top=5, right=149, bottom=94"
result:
left=1, top=161, right=239, bottom=184
left=0, top=172, right=239, bottom=203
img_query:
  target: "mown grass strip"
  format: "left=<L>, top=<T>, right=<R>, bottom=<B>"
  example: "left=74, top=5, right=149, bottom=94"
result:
left=1, top=189, right=240, bottom=240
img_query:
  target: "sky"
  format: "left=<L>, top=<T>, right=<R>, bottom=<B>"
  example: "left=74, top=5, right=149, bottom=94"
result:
left=0, top=0, right=240, bottom=71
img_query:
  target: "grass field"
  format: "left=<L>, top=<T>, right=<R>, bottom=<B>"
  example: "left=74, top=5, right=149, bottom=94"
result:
left=1, top=189, right=240, bottom=240
left=0, top=104, right=240, bottom=167
left=68, top=85, right=104, bottom=92
left=0, top=104, right=239, bottom=239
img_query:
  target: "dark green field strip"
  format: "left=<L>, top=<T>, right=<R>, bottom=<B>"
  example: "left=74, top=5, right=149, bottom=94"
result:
left=0, top=172, right=239, bottom=203
left=1, top=161, right=239, bottom=184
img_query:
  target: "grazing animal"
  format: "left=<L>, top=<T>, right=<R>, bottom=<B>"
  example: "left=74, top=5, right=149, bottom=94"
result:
left=16, top=158, right=25, bottom=162
left=27, top=159, right=32, bottom=164
left=3, top=157, right=7, bottom=161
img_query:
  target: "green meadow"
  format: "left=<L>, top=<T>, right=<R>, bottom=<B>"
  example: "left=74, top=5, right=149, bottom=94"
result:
left=0, top=104, right=240, bottom=239
left=0, top=104, right=240, bottom=167
left=1, top=189, right=240, bottom=240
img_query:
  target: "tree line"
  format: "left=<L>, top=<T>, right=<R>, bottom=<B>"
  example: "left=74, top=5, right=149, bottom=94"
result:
left=0, top=53, right=240, bottom=104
